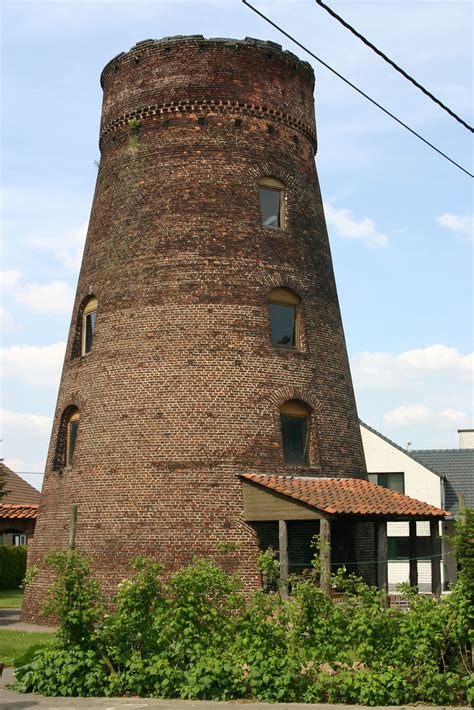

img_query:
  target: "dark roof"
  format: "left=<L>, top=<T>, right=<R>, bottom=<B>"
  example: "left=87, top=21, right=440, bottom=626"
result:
left=0, top=464, right=41, bottom=505
left=410, top=449, right=474, bottom=517
left=241, top=474, right=449, bottom=519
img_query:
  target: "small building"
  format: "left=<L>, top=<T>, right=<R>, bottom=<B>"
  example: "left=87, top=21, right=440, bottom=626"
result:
left=411, top=429, right=474, bottom=588
left=361, top=423, right=473, bottom=592
left=0, top=464, right=40, bottom=545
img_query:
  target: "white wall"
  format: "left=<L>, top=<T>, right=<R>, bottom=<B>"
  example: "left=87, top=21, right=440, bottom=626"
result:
left=361, top=424, right=443, bottom=592
left=458, top=429, right=474, bottom=448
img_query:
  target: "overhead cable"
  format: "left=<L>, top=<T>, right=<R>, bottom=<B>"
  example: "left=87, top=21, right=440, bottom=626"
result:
left=242, top=0, right=473, bottom=178
left=315, top=0, right=473, bottom=133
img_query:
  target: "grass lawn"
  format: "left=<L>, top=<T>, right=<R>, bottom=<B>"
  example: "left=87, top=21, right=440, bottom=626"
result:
left=0, top=629, right=53, bottom=667
left=0, top=589, right=23, bottom=608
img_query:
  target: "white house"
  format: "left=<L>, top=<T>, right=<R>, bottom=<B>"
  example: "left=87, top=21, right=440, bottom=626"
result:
left=360, top=422, right=445, bottom=592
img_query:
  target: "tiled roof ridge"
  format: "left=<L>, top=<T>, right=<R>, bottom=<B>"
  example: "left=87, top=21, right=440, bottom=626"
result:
left=0, top=503, right=39, bottom=509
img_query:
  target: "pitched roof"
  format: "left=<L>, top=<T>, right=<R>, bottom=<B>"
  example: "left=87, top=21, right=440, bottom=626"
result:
left=410, top=449, right=474, bottom=517
left=360, top=421, right=443, bottom=477
left=0, top=504, right=38, bottom=520
left=0, top=464, right=41, bottom=505
left=240, top=474, right=450, bottom=519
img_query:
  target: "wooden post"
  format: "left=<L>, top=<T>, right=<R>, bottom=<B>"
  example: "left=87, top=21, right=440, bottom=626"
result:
left=68, top=504, right=78, bottom=551
left=320, top=518, right=332, bottom=597
left=430, top=519, right=441, bottom=600
left=376, top=520, right=388, bottom=602
left=458, top=492, right=466, bottom=522
left=409, top=520, right=418, bottom=589
left=278, top=519, right=289, bottom=601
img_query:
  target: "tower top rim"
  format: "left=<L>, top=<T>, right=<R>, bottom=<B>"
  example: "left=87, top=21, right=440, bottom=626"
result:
left=100, top=35, right=315, bottom=89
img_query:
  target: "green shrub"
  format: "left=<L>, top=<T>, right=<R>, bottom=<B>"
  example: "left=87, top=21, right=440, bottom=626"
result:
left=41, top=551, right=105, bottom=646
left=0, top=545, right=27, bottom=590
left=13, top=518, right=474, bottom=703
left=14, top=643, right=109, bottom=696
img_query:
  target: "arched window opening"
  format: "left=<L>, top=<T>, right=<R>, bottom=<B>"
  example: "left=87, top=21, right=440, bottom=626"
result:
left=280, top=399, right=311, bottom=465
left=67, top=409, right=80, bottom=467
left=268, top=288, right=301, bottom=348
left=82, top=297, right=98, bottom=356
left=54, top=406, right=80, bottom=470
left=258, top=176, right=285, bottom=229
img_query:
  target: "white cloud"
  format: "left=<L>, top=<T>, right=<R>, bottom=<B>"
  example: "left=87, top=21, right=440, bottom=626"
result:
left=1, top=269, right=74, bottom=317
left=353, top=344, right=473, bottom=390
left=1, top=410, right=52, bottom=436
left=436, top=213, right=472, bottom=238
left=324, top=204, right=389, bottom=247
left=0, top=305, right=22, bottom=333
left=16, top=280, right=74, bottom=315
left=353, top=344, right=473, bottom=448
left=439, top=408, right=469, bottom=423
left=384, top=404, right=432, bottom=428
left=0, top=269, right=22, bottom=291
left=397, top=345, right=473, bottom=374
left=27, top=221, right=87, bottom=274
left=1, top=342, right=66, bottom=386
left=1, top=412, right=50, bottom=491
left=383, top=404, right=471, bottom=444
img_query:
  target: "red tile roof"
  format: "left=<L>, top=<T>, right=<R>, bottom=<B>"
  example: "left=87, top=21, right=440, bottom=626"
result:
left=241, top=474, right=450, bottom=519
left=0, top=504, right=38, bottom=520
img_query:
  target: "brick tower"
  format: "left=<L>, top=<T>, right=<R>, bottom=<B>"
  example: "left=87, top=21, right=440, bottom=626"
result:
left=23, top=36, right=368, bottom=620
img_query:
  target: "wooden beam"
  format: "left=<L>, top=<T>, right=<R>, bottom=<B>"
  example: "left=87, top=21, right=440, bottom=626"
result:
left=430, top=520, right=441, bottom=600
left=241, top=480, right=323, bottom=520
left=319, top=518, right=332, bottom=597
left=278, top=519, right=289, bottom=601
left=376, top=520, right=388, bottom=601
left=68, top=504, right=78, bottom=551
left=409, top=520, right=418, bottom=589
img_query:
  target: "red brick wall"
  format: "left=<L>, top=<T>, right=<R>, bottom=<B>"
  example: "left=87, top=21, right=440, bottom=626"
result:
left=23, top=37, right=367, bottom=622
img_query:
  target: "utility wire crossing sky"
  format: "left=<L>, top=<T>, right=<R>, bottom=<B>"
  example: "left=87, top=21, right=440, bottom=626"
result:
left=314, top=0, right=473, bottom=133
left=242, top=0, right=473, bottom=177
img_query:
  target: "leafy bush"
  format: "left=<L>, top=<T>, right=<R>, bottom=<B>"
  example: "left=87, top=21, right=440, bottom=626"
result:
left=0, top=544, right=26, bottom=590
left=15, top=515, right=473, bottom=704
left=454, top=508, right=474, bottom=601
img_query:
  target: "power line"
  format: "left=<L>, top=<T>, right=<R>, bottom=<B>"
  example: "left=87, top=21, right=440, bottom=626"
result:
left=14, top=471, right=44, bottom=476
left=242, top=0, right=473, bottom=178
left=314, top=0, right=473, bottom=133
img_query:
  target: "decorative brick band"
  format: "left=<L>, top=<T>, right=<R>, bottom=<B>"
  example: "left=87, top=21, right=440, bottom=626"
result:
left=99, top=99, right=317, bottom=150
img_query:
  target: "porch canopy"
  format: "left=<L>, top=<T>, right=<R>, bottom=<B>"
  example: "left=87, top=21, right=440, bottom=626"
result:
left=240, top=473, right=451, bottom=598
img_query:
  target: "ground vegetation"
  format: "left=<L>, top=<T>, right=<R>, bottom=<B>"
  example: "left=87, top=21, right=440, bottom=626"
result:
left=14, top=512, right=473, bottom=705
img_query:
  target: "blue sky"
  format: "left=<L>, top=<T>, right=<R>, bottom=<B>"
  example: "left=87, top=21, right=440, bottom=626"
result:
left=1, top=0, right=472, bottom=490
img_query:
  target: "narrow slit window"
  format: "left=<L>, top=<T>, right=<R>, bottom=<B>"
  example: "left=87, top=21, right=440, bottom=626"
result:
left=82, top=297, right=98, bottom=356
left=66, top=409, right=80, bottom=467
left=268, top=288, right=300, bottom=348
left=258, top=177, right=284, bottom=229
left=280, top=400, right=311, bottom=465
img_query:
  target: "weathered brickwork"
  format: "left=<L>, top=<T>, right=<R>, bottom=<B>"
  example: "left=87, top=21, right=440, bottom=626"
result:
left=23, top=36, right=369, bottom=622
